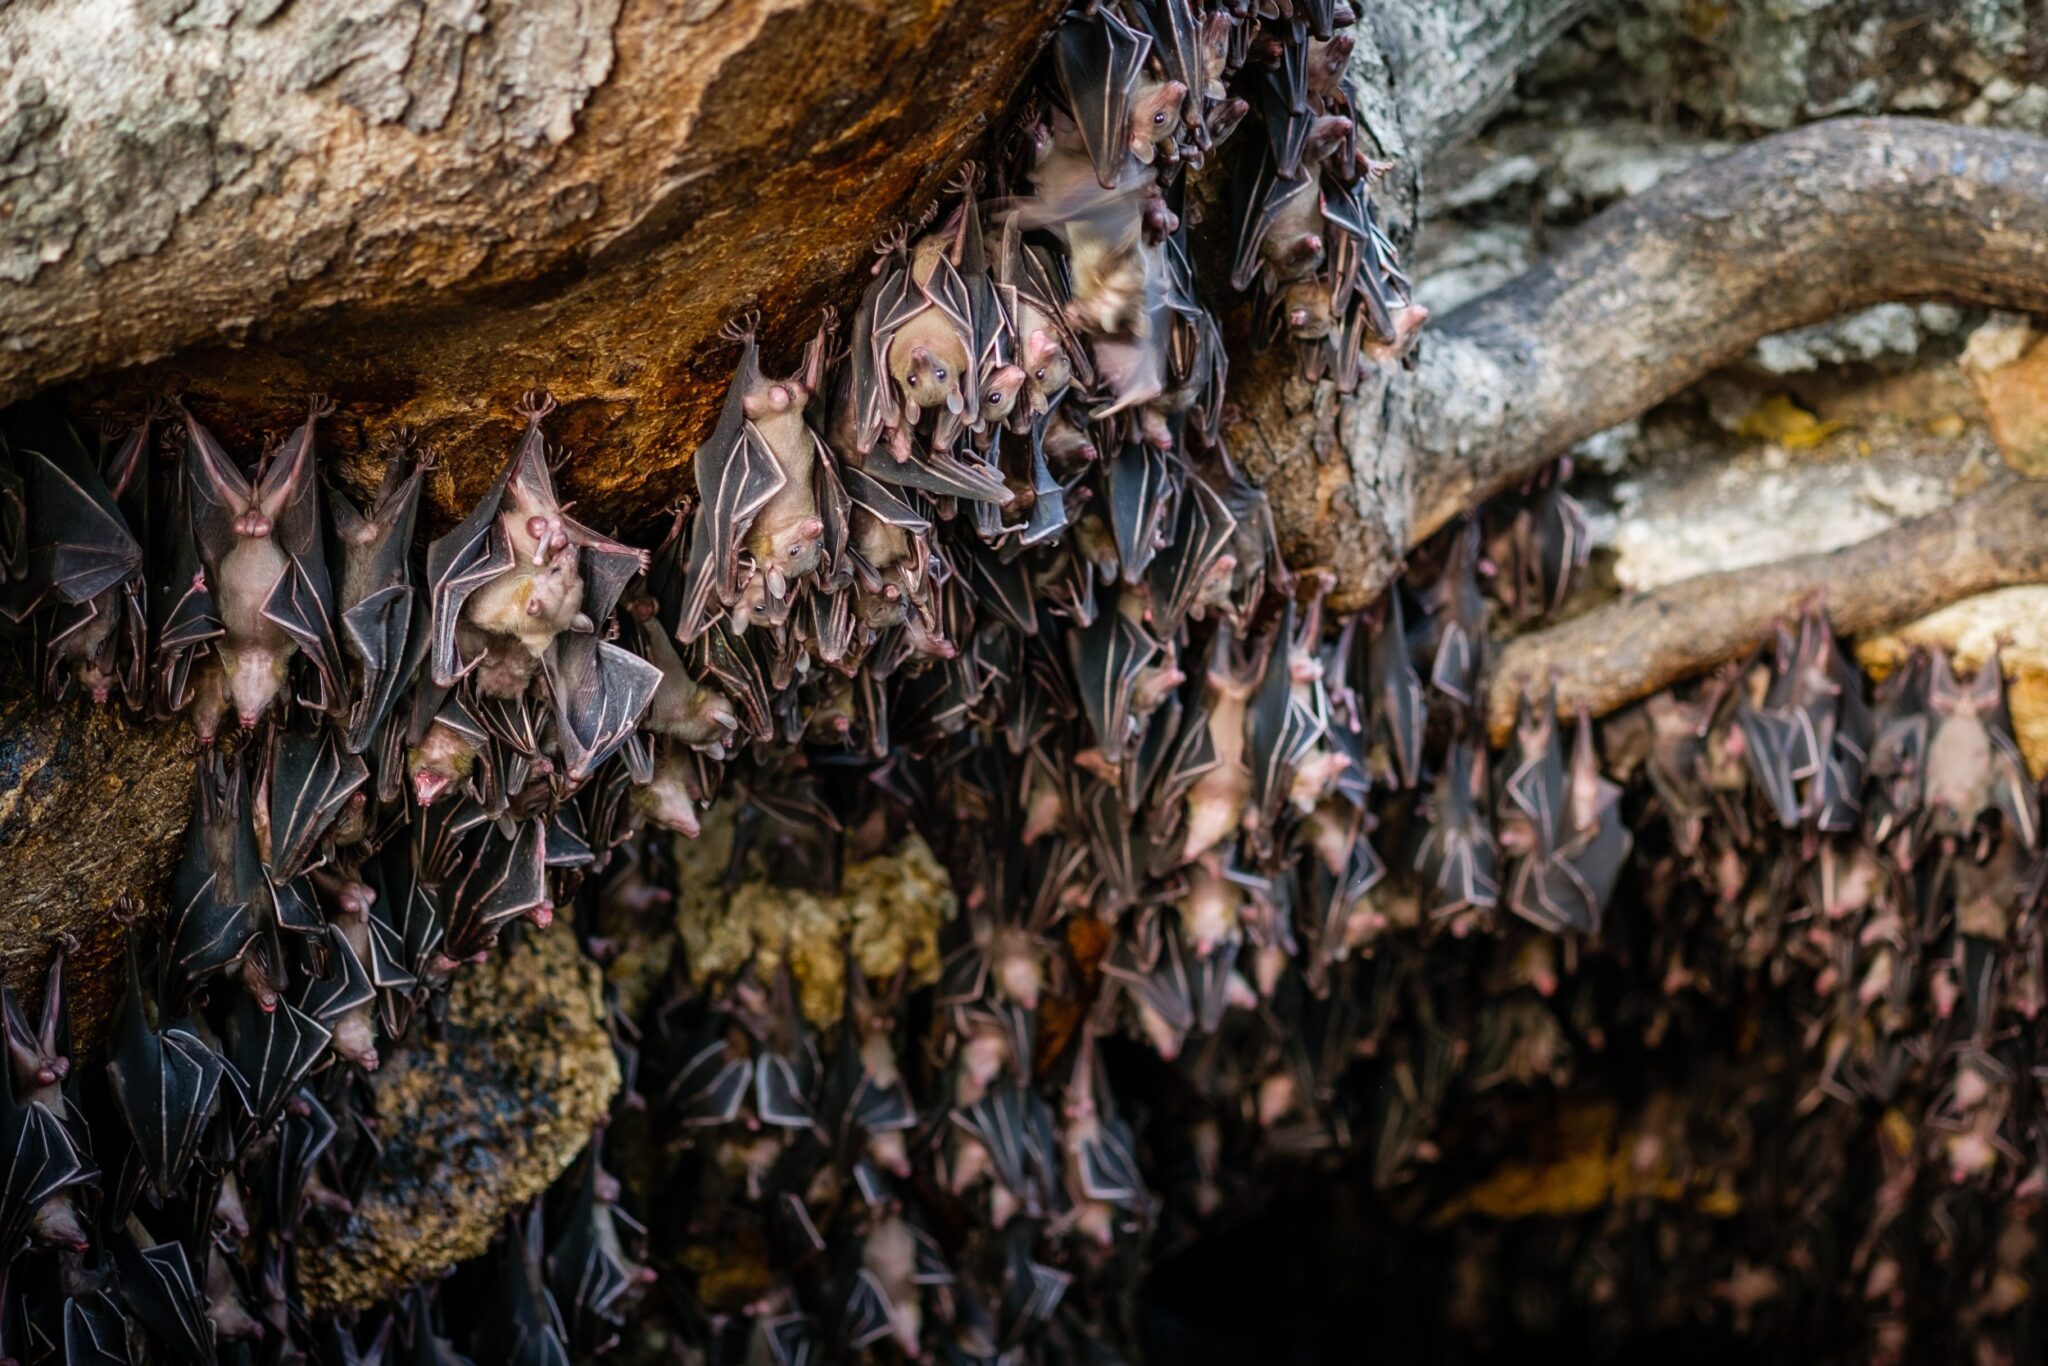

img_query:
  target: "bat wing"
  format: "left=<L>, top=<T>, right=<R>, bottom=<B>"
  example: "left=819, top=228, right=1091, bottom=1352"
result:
left=1369, top=591, right=1426, bottom=788
left=1227, top=144, right=1288, bottom=292
left=545, top=634, right=663, bottom=786
left=850, top=271, right=898, bottom=451
left=1254, top=58, right=1312, bottom=179
left=298, top=923, right=377, bottom=1028
left=341, top=582, right=416, bottom=752
left=16, top=430, right=142, bottom=611
left=1135, top=0, right=1202, bottom=101
left=1148, top=470, right=1236, bottom=639
left=843, top=1270, right=897, bottom=1351
left=267, top=726, right=370, bottom=881
left=226, top=991, right=332, bottom=1140
left=425, top=445, right=520, bottom=686
left=960, top=537, right=1038, bottom=636
left=861, top=443, right=1013, bottom=504
left=679, top=374, right=785, bottom=642
left=671, top=1041, right=750, bottom=1127
left=110, top=1232, right=213, bottom=1364
left=443, top=820, right=548, bottom=958
left=1102, top=442, right=1168, bottom=583
left=62, top=1292, right=133, bottom=1366
left=263, top=553, right=347, bottom=714
left=1737, top=702, right=1805, bottom=829
left=181, top=407, right=254, bottom=572
left=106, top=949, right=226, bottom=1198
left=840, top=464, right=931, bottom=536
left=1068, top=602, right=1158, bottom=761
left=1054, top=5, right=1151, bottom=190
left=754, top=1052, right=818, bottom=1130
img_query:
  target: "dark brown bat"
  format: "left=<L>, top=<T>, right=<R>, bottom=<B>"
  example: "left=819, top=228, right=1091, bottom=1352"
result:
left=185, top=401, right=346, bottom=730
left=223, top=989, right=331, bottom=1145
left=546, top=1150, right=651, bottom=1354
left=265, top=724, right=370, bottom=882
left=426, top=393, right=648, bottom=692
left=151, top=455, right=227, bottom=722
left=106, top=940, right=227, bottom=1200
left=0, top=973, right=93, bottom=1256
left=332, top=439, right=431, bottom=754
left=109, top=1221, right=214, bottom=1363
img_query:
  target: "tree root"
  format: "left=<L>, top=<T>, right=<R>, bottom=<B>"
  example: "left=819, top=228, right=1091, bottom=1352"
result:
left=1483, top=477, right=2048, bottom=744
left=1244, top=117, right=2048, bottom=611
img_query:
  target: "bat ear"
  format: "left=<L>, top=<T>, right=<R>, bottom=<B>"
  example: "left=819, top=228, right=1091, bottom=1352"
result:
left=1967, top=650, right=2005, bottom=712
left=946, top=389, right=964, bottom=416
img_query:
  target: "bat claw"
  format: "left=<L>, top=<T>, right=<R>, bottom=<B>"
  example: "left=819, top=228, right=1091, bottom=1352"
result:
left=516, top=389, right=559, bottom=423
left=718, top=312, right=761, bottom=345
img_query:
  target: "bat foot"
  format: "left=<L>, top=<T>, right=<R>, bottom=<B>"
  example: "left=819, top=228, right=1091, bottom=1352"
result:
left=516, top=389, right=559, bottom=423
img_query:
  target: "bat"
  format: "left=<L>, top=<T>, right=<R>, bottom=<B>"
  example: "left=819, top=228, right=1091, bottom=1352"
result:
left=1053, top=4, right=1152, bottom=189
left=545, top=1151, right=649, bottom=1353
left=332, top=439, right=431, bottom=754
left=296, top=922, right=381, bottom=1071
left=439, top=818, right=548, bottom=963
left=633, top=603, right=740, bottom=755
left=109, top=1223, right=214, bottom=1364
left=265, top=724, right=370, bottom=882
left=474, top=1208, right=572, bottom=1366
left=426, top=392, right=648, bottom=689
left=1413, top=741, right=1501, bottom=927
left=0, top=984, right=93, bottom=1256
left=543, top=626, right=662, bottom=786
left=1177, top=628, right=1258, bottom=862
left=19, top=413, right=151, bottom=705
left=1923, top=648, right=2038, bottom=850
left=223, top=989, right=331, bottom=1144
left=1102, top=927, right=1196, bottom=1060
left=1504, top=708, right=1632, bottom=935
left=105, top=940, right=227, bottom=1200
left=184, top=400, right=346, bottom=729
left=1068, top=590, right=1160, bottom=763
left=1419, top=520, right=1488, bottom=710
left=864, top=216, right=978, bottom=459
left=406, top=687, right=490, bottom=810
left=995, top=218, right=1084, bottom=421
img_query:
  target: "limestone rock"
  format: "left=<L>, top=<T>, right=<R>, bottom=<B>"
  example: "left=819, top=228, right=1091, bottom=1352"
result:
left=299, top=925, right=620, bottom=1311
left=0, top=664, right=191, bottom=1046
left=1960, top=315, right=2048, bottom=477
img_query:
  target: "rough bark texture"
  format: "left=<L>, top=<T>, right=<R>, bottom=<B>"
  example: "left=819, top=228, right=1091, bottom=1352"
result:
left=0, top=663, right=191, bottom=1044
left=1483, top=476, right=2048, bottom=744
left=5, top=0, right=1055, bottom=523
left=1240, top=117, right=2048, bottom=612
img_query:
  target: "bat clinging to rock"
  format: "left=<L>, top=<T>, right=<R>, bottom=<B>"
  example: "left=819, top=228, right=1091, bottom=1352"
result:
left=185, top=401, right=345, bottom=731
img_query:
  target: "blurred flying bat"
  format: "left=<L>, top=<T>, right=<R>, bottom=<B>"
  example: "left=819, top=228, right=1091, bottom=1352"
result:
left=185, top=400, right=345, bottom=729
left=332, top=438, right=431, bottom=754
left=106, top=941, right=227, bottom=1200
left=426, top=392, right=647, bottom=691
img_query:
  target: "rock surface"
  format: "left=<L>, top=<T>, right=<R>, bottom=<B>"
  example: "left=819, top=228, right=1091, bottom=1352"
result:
left=0, top=666, right=191, bottom=1045
left=300, top=924, right=619, bottom=1311
left=674, top=805, right=956, bottom=1027
left=15, top=0, right=1055, bottom=531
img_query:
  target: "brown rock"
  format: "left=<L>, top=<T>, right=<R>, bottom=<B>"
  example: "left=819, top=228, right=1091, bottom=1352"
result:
left=1961, top=317, right=2048, bottom=477
left=299, top=925, right=620, bottom=1311
left=42, top=0, right=1055, bottom=533
left=0, top=663, right=191, bottom=1047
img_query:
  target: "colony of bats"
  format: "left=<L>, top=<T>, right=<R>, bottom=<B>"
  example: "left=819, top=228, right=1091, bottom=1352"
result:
left=0, top=1, right=2041, bottom=1363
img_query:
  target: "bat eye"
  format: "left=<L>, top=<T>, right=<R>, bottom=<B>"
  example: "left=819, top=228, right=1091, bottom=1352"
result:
left=1034, top=368, right=1046, bottom=380
left=934, top=366, right=947, bottom=381
left=1153, top=110, right=1168, bottom=125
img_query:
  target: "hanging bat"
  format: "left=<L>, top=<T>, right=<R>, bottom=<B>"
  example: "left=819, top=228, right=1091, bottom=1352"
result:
left=1103, top=927, right=1196, bottom=1060
left=544, top=625, right=662, bottom=787
left=185, top=400, right=346, bottom=729
left=1053, top=4, right=1151, bottom=189
left=439, top=818, right=549, bottom=964
left=151, top=453, right=227, bottom=720
left=995, top=218, right=1085, bottom=422
left=1177, top=628, right=1260, bottom=862
left=1504, top=707, right=1632, bottom=936
left=426, top=392, right=647, bottom=692
left=864, top=219, right=977, bottom=460
left=265, top=724, right=370, bottom=882
left=472, top=1207, right=572, bottom=1366
left=406, top=687, right=490, bottom=810
left=296, top=922, right=381, bottom=1072
left=1414, top=741, right=1500, bottom=929
left=109, top=1221, right=215, bottom=1364
left=0, top=974, right=93, bottom=1255
left=106, top=940, right=227, bottom=1201
left=546, top=1150, right=651, bottom=1354
left=1925, top=648, right=2038, bottom=850
left=223, top=989, right=330, bottom=1145
left=332, top=438, right=431, bottom=754
left=632, top=608, right=739, bottom=755
left=1068, top=589, right=1160, bottom=765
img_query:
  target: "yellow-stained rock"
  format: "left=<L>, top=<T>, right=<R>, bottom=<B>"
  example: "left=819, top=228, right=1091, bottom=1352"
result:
left=300, top=926, right=619, bottom=1311
left=0, top=662, right=191, bottom=1049
left=674, top=805, right=957, bottom=1027
left=1962, top=317, right=2048, bottom=477
left=1856, top=585, right=2048, bottom=778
